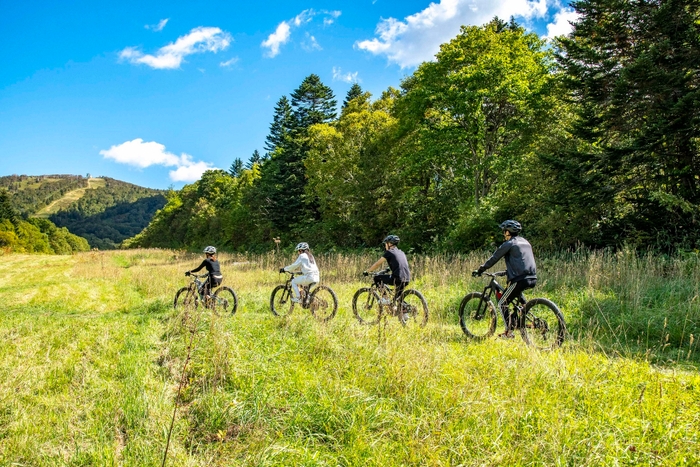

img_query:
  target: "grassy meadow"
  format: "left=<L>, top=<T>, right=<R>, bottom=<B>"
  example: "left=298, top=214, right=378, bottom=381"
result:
left=0, top=249, right=698, bottom=466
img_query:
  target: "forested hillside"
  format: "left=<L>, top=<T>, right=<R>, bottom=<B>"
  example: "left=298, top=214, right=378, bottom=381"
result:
left=127, top=2, right=700, bottom=254
left=49, top=178, right=166, bottom=249
left=0, top=189, right=89, bottom=254
left=0, top=174, right=88, bottom=217
left=1, top=175, right=166, bottom=251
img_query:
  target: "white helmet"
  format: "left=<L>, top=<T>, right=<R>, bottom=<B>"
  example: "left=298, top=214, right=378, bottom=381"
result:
left=203, top=246, right=217, bottom=254
left=295, top=242, right=309, bottom=251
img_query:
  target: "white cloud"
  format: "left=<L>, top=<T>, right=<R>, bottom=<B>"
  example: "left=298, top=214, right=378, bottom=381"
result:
left=332, top=67, right=360, bottom=83
left=302, top=33, right=322, bottom=52
left=169, top=159, right=214, bottom=182
left=323, top=10, right=342, bottom=26
left=545, top=7, right=578, bottom=39
left=219, top=57, right=240, bottom=67
left=100, top=138, right=215, bottom=182
left=262, top=9, right=341, bottom=57
left=261, top=21, right=291, bottom=57
left=145, top=18, right=169, bottom=31
left=120, top=26, right=231, bottom=69
left=356, top=0, right=558, bottom=68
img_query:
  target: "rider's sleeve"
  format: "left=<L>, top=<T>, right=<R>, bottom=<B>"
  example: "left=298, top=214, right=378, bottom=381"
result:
left=478, top=241, right=511, bottom=272
left=190, top=260, right=207, bottom=273
left=283, top=255, right=303, bottom=273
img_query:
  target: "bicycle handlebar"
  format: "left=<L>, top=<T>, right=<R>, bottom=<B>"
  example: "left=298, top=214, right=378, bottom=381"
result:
left=363, top=268, right=390, bottom=277
left=484, top=271, right=507, bottom=277
left=189, top=273, right=209, bottom=279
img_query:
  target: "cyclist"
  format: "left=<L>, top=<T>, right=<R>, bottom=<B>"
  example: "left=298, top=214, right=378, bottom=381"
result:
left=280, top=242, right=320, bottom=303
left=363, top=234, right=411, bottom=303
left=185, top=246, right=223, bottom=299
left=472, top=220, right=537, bottom=338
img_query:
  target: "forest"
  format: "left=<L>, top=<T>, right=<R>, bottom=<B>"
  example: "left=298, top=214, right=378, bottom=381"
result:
left=0, top=189, right=90, bottom=254
left=0, top=175, right=88, bottom=217
left=0, top=175, right=165, bottom=252
left=48, top=178, right=166, bottom=249
left=128, top=0, right=700, bottom=254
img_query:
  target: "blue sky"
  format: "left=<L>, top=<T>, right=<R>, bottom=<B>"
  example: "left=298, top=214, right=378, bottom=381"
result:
left=0, top=0, right=576, bottom=189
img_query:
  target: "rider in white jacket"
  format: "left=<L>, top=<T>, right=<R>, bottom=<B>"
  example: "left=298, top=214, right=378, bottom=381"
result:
left=281, top=242, right=320, bottom=303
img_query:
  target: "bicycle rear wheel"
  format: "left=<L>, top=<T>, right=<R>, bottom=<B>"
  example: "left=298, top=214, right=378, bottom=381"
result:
left=519, top=298, right=566, bottom=350
left=399, top=289, right=428, bottom=328
left=458, top=292, right=497, bottom=339
left=174, top=286, right=198, bottom=310
left=309, top=285, right=338, bottom=322
left=212, top=286, right=238, bottom=315
left=270, top=285, right=295, bottom=317
left=352, top=287, right=381, bottom=325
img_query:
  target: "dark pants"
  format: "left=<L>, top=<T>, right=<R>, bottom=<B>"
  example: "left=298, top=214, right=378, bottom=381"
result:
left=498, top=278, right=537, bottom=329
left=374, top=275, right=408, bottom=301
left=200, top=275, right=223, bottom=296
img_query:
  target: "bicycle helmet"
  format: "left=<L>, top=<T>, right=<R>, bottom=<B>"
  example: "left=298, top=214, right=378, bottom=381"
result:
left=203, top=245, right=217, bottom=255
left=499, top=220, right=522, bottom=235
left=382, top=234, right=400, bottom=245
left=295, top=242, right=310, bottom=251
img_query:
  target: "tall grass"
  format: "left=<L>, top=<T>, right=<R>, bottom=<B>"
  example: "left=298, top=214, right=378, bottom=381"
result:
left=0, top=248, right=698, bottom=466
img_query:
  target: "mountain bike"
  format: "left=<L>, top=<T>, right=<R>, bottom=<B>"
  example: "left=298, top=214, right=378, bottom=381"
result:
left=352, top=270, right=428, bottom=328
left=270, top=271, right=338, bottom=322
left=459, top=271, right=565, bottom=349
left=173, top=273, right=238, bottom=315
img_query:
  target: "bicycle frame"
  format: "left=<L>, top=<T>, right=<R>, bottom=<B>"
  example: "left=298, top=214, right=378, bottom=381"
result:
left=280, top=271, right=315, bottom=308
left=475, top=272, right=527, bottom=320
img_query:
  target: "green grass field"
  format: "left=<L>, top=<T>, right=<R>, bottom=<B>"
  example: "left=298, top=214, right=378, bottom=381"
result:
left=0, top=249, right=698, bottom=466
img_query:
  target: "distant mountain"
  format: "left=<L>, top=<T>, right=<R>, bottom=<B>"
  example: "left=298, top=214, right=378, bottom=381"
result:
left=1, top=175, right=167, bottom=249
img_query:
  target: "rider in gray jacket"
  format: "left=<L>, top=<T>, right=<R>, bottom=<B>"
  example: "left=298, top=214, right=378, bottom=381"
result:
left=473, top=220, right=537, bottom=337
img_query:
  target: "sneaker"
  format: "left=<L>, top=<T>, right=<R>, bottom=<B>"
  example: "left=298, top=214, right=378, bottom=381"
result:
left=498, top=330, right=515, bottom=339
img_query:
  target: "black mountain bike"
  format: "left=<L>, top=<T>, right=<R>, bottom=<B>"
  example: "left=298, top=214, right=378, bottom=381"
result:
left=459, top=271, right=565, bottom=349
left=352, top=270, right=428, bottom=328
left=270, top=271, right=338, bottom=322
left=173, top=273, right=238, bottom=315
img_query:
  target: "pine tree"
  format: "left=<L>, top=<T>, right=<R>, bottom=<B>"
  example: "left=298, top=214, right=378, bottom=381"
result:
left=229, top=158, right=243, bottom=177
left=245, top=150, right=261, bottom=169
left=264, top=96, right=294, bottom=156
left=342, top=83, right=364, bottom=109
left=290, top=74, right=337, bottom=128
left=254, top=74, right=338, bottom=237
left=554, top=0, right=700, bottom=248
left=0, top=189, right=17, bottom=224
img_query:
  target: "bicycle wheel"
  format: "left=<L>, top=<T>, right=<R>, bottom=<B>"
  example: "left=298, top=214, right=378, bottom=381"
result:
left=174, top=286, right=198, bottom=310
left=270, top=285, right=295, bottom=317
left=352, top=287, right=381, bottom=325
left=308, top=285, right=338, bottom=322
left=458, top=292, right=497, bottom=339
left=399, top=289, right=429, bottom=328
left=212, top=286, right=238, bottom=316
left=519, top=298, right=566, bottom=350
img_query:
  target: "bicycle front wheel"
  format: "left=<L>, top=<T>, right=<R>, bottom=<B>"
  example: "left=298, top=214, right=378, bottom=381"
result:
left=459, top=292, right=497, bottom=339
left=399, top=289, right=428, bottom=328
left=212, top=286, right=238, bottom=316
left=270, top=285, right=295, bottom=317
left=352, top=287, right=381, bottom=325
left=519, top=298, right=566, bottom=350
left=174, top=286, right=198, bottom=310
left=309, top=285, right=338, bottom=322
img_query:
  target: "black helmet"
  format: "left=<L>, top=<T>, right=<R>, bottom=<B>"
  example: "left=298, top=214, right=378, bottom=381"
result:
left=382, top=234, right=400, bottom=245
left=499, top=220, right=522, bottom=235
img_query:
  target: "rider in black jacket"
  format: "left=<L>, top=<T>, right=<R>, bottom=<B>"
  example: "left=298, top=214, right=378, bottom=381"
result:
left=473, top=220, right=537, bottom=337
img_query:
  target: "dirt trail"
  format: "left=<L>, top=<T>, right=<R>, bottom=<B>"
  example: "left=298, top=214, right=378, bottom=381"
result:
left=34, top=177, right=105, bottom=217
